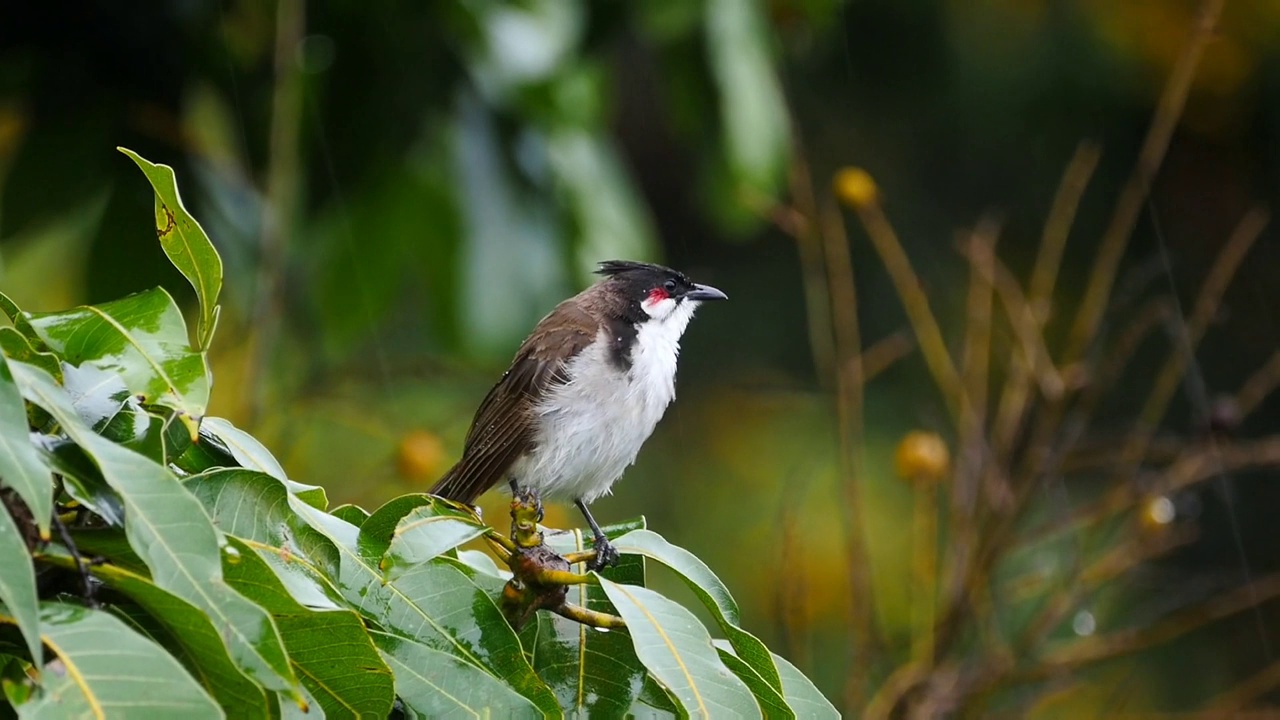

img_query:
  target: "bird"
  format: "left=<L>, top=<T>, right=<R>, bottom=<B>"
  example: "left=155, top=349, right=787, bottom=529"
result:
left=430, top=260, right=727, bottom=569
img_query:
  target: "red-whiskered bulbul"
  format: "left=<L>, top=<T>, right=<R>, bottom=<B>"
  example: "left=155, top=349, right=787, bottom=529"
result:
left=430, top=260, right=727, bottom=569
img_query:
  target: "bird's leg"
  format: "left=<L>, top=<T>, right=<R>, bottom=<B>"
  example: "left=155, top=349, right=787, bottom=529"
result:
left=552, top=602, right=628, bottom=629
left=575, top=499, right=619, bottom=571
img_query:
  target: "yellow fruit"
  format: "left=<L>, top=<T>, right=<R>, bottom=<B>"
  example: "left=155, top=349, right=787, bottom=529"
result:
left=894, top=431, right=950, bottom=483
left=396, top=429, right=447, bottom=483
left=833, top=167, right=880, bottom=209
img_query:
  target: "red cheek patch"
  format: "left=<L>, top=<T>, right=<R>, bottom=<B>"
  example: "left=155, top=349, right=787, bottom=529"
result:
left=646, top=288, right=670, bottom=303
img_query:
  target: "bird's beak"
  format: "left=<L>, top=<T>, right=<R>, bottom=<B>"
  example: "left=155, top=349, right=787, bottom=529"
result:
left=685, top=283, right=728, bottom=302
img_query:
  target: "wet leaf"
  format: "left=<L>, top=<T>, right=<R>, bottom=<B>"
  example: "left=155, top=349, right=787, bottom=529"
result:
left=0, top=293, right=42, bottom=347
left=291, top=505, right=561, bottom=716
left=10, top=603, right=221, bottom=719
left=0, top=329, right=59, bottom=383
left=118, top=147, right=223, bottom=351
left=199, top=417, right=327, bottom=509
left=24, top=288, right=210, bottom=427
left=523, top=521, right=648, bottom=717
left=598, top=577, right=761, bottom=719
left=221, top=536, right=395, bottom=719
left=372, top=631, right=540, bottom=719
left=713, top=641, right=793, bottom=719
left=11, top=362, right=303, bottom=702
left=771, top=651, right=839, bottom=719
left=0, top=353, right=52, bottom=538
left=40, top=551, right=269, bottom=718
left=0, top=503, right=40, bottom=665
left=385, top=499, right=488, bottom=577
left=183, top=468, right=340, bottom=582
left=32, top=435, right=125, bottom=528
left=614, top=529, right=782, bottom=692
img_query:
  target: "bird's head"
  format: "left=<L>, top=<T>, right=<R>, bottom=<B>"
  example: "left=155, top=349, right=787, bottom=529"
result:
left=594, top=260, right=727, bottom=325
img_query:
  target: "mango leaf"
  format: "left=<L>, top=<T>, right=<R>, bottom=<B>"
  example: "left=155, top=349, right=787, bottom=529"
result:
left=0, top=353, right=52, bottom=537
left=713, top=641, right=793, bottom=720
left=198, top=417, right=327, bottom=509
left=39, top=550, right=269, bottom=719
left=118, top=147, right=223, bottom=351
left=31, top=435, right=125, bottom=528
left=372, top=632, right=540, bottom=719
left=221, top=536, right=395, bottom=719
left=384, top=499, right=488, bottom=578
left=0, top=506, right=40, bottom=665
left=521, top=521, right=648, bottom=717
left=24, top=288, right=210, bottom=428
left=65, top=528, right=144, bottom=575
left=11, top=362, right=303, bottom=703
left=0, top=329, right=59, bottom=383
left=597, top=577, right=762, bottom=719
left=705, top=0, right=789, bottom=196
left=772, top=651, right=839, bottom=719
left=289, top=505, right=561, bottom=716
left=614, top=529, right=782, bottom=692
left=631, top=674, right=681, bottom=718
left=10, top=603, right=221, bottom=719
left=183, top=469, right=340, bottom=582
left=0, top=293, right=41, bottom=346
left=328, top=504, right=369, bottom=528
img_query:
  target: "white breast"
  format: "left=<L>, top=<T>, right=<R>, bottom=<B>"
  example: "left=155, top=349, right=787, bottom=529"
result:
left=511, top=301, right=697, bottom=502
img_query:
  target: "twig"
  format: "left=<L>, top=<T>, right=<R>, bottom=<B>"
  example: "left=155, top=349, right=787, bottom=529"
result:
left=851, top=197, right=965, bottom=422
left=1063, top=0, right=1227, bottom=364
left=820, top=194, right=881, bottom=709
left=1029, top=142, right=1103, bottom=321
left=1115, top=208, right=1268, bottom=477
left=244, top=0, right=306, bottom=425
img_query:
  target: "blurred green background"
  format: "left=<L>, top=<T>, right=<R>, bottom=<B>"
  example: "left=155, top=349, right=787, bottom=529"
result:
left=3, top=0, right=1280, bottom=715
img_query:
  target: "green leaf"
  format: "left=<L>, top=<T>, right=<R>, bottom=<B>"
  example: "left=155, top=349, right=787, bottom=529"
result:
left=614, top=529, right=783, bottom=692
left=185, top=468, right=343, bottom=579
left=328, top=504, right=369, bottom=528
left=771, top=651, right=839, bottom=720
left=705, top=0, right=789, bottom=195
left=118, top=147, right=224, bottom=351
left=0, top=353, right=52, bottom=537
left=32, top=435, right=125, bottom=528
left=290, top=505, right=561, bottom=716
left=64, top=528, right=145, bottom=575
left=631, top=674, right=681, bottom=718
left=713, top=642, right=793, bottom=720
left=597, top=577, right=762, bottom=719
left=10, top=603, right=221, bottom=719
left=0, top=507, right=40, bottom=665
left=220, top=537, right=395, bottom=719
left=199, top=417, right=328, bottom=509
left=39, top=551, right=269, bottom=719
left=386, top=557, right=560, bottom=715
left=11, top=362, right=303, bottom=703
left=184, top=468, right=341, bottom=582
left=522, top=522, right=647, bottom=717
left=0, top=294, right=41, bottom=347
left=0, top=329, right=59, bottom=383
left=371, top=632, right=541, bottom=719
left=25, top=288, right=210, bottom=426
left=384, top=499, right=488, bottom=578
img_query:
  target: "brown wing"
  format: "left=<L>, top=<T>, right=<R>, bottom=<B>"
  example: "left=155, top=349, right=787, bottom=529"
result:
left=429, top=302, right=599, bottom=504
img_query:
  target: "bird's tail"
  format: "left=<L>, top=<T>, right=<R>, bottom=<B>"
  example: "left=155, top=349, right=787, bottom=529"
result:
left=428, top=461, right=474, bottom=505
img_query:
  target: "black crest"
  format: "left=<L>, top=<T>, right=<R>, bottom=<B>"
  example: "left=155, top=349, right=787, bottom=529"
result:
left=594, top=260, right=690, bottom=286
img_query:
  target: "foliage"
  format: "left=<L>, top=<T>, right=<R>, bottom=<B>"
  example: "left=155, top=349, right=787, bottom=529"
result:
left=0, top=151, right=833, bottom=718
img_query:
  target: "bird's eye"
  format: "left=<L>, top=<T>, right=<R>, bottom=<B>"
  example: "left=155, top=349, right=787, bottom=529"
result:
left=663, top=280, right=677, bottom=293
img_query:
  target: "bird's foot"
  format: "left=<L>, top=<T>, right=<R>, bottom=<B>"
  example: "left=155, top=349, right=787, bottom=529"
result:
left=586, top=535, right=619, bottom=571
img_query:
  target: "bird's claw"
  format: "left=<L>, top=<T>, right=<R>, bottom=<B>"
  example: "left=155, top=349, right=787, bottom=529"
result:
left=587, top=536, right=619, bottom=571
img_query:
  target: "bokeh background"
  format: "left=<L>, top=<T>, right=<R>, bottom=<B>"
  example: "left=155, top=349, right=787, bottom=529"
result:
left=3, top=0, right=1280, bottom=716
